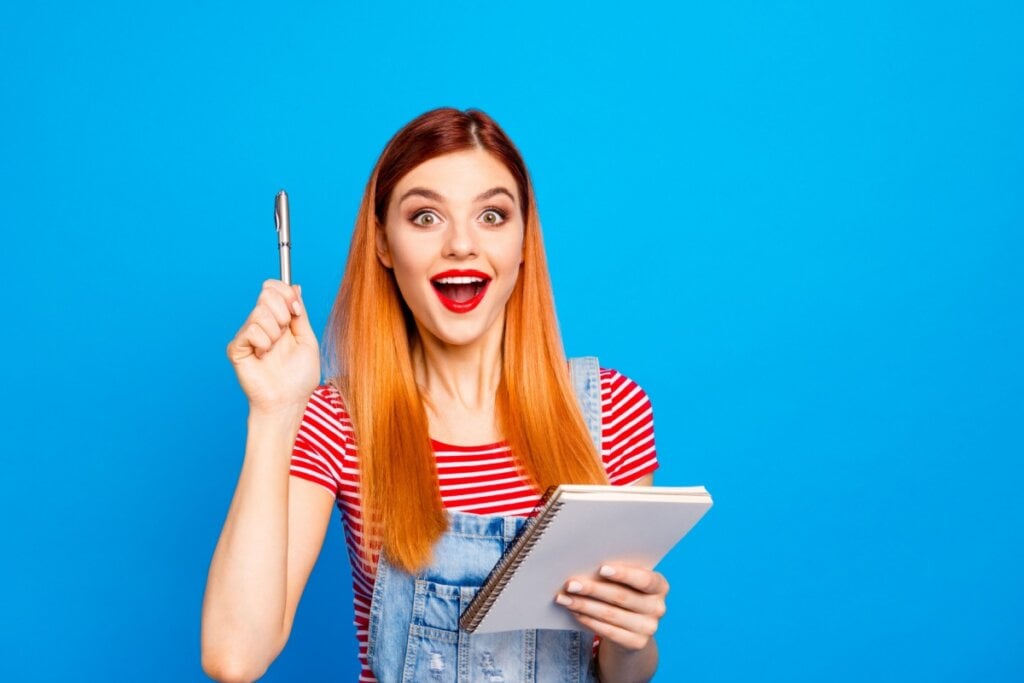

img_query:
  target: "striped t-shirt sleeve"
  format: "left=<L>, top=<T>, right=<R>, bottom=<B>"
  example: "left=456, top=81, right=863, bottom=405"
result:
left=289, top=385, right=347, bottom=498
left=600, top=368, right=659, bottom=484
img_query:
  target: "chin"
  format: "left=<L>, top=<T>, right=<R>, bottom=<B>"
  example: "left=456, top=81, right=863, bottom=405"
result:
left=420, top=314, right=502, bottom=349
left=431, top=329, right=488, bottom=348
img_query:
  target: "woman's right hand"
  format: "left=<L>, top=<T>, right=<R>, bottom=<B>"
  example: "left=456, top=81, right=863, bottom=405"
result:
left=226, top=279, right=321, bottom=414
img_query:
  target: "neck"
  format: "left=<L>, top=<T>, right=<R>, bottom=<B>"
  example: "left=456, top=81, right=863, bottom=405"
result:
left=411, top=319, right=505, bottom=412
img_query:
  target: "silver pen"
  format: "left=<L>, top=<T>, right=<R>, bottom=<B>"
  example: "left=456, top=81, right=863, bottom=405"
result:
left=274, top=189, right=291, bottom=286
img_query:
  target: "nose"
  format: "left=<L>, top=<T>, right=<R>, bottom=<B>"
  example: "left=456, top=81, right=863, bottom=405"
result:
left=442, top=216, right=478, bottom=259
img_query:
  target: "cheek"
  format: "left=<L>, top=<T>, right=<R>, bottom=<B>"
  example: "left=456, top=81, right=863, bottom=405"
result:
left=387, top=262, right=429, bottom=311
left=387, top=240, right=425, bottom=283
left=502, top=232, right=525, bottom=267
left=497, top=244, right=524, bottom=297
left=396, top=272, right=427, bottom=305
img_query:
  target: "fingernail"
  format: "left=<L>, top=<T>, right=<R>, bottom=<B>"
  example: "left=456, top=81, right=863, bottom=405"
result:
left=567, top=581, right=583, bottom=593
left=292, top=299, right=302, bottom=315
left=599, top=565, right=616, bottom=577
left=555, top=594, right=573, bottom=606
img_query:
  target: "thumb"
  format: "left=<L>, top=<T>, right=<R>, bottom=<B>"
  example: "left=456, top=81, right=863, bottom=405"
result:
left=288, top=284, right=316, bottom=342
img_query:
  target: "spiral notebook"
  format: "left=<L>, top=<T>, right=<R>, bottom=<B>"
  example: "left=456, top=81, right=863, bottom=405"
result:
left=459, top=484, right=713, bottom=634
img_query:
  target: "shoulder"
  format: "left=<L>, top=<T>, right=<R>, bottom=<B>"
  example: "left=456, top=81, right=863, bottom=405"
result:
left=300, top=383, right=356, bottom=451
left=596, top=366, right=659, bottom=484
left=289, top=384, right=356, bottom=499
left=311, top=382, right=347, bottom=417
left=599, top=367, right=654, bottom=415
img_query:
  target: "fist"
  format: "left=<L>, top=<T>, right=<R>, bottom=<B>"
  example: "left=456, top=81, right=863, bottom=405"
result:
left=226, top=279, right=321, bottom=412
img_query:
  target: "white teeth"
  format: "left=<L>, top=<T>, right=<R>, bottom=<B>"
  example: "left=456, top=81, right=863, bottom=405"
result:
left=433, top=276, right=487, bottom=284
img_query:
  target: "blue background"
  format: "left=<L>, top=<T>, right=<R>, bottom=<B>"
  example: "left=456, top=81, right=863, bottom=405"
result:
left=2, top=1, right=1021, bottom=681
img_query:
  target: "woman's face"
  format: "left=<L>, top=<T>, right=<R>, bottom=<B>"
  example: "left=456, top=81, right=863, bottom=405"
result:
left=377, top=148, right=525, bottom=349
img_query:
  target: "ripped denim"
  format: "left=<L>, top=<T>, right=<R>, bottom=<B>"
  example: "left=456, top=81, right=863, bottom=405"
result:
left=367, top=510, right=598, bottom=683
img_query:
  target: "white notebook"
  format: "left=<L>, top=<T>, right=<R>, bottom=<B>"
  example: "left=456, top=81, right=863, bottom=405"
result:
left=460, top=484, right=713, bottom=634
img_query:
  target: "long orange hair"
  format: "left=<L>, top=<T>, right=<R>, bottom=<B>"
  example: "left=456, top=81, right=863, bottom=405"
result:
left=324, top=108, right=608, bottom=573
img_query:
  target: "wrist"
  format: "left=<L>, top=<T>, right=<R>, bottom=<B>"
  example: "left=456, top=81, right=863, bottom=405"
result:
left=247, top=402, right=307, bottom=428
left=596, top=635, right=658, bottom=683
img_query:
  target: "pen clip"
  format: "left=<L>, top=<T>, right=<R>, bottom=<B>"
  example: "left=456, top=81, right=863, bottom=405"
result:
left=274, top=190, right=290, bottom=246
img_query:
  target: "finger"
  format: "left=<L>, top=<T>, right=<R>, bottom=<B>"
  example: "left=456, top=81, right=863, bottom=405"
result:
left=288, top=289, right=315, bottom=343
left=226, top=334, right=252, bottom=362
left=568, top=611, right=652, bottom=652
left=260, top=278, right=299, bottom=304
left=257, top=287, right=294, bottom=327
left=240, top=321, right=273, bottom=359
left=595, top=564, right=669, bottom=596
left=561, top=576, right=661, bottom=616
left=226, top=317, right=266, bottom=362
left=248, top=306, right=287, bottom=346
left=555, top=591, right=660, bottom=636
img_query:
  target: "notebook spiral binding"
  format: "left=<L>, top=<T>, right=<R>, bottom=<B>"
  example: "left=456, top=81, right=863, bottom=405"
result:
left=460, top=486, right=565, bottom=633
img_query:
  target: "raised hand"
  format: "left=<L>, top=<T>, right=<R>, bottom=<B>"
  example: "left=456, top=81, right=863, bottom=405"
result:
left=225, top=278, right=321, bottom=413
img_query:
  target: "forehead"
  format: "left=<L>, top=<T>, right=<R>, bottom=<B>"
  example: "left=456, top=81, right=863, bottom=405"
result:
left=392, top=149, right=519, bottom=204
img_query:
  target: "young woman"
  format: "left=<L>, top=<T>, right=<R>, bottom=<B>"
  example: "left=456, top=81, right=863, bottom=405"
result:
left=202, top=108, right=667, bottom=683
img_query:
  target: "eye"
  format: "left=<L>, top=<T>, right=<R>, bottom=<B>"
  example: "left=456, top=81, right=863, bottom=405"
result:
left=480, top=208, right=507, bottom=225
left=411, top=210, right=441, bottom=227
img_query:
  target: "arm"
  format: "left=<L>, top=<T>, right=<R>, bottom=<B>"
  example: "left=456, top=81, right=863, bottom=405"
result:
left=200, top=408, right=335, bottom=683
left=596, top=623, right=660, bottom=683
left=557, top=473, right=667, bottom=683
left=574, top=369, right=662, bottom=680
left=201, top=280, right=333, bottom=683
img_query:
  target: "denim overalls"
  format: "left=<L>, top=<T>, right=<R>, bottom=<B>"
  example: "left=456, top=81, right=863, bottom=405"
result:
left=366, top=357, right=603, bottom=683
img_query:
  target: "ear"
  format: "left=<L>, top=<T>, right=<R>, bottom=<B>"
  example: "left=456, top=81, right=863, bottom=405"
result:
left=375, top=225, right=393, bottom=269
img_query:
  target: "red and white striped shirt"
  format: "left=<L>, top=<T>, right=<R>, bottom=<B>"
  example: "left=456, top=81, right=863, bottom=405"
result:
left=289, top=367, right=659, bottom=682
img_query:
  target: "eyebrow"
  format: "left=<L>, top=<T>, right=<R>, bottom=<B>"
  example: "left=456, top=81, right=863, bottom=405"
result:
left=397, top=186, right=516, bottom=206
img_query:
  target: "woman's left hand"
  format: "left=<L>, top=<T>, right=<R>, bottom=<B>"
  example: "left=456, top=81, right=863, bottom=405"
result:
left=554, top=563, right=669, bottom=651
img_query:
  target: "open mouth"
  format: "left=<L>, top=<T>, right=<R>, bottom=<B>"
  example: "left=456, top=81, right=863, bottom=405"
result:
left=429, top=271, right=492, bottom=313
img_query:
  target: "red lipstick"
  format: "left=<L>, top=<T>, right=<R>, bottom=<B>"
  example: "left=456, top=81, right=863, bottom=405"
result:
left=430, top=269, right=492, bottom=314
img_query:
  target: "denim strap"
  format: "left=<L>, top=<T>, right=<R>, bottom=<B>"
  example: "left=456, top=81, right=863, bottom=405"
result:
left=568, top=355, right=602, bottom=454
